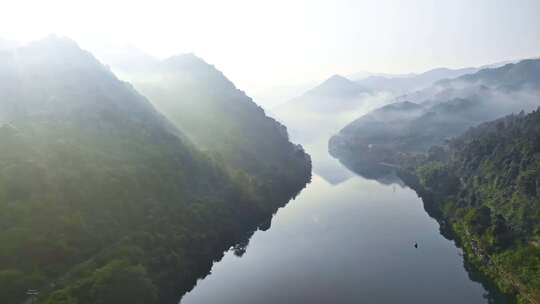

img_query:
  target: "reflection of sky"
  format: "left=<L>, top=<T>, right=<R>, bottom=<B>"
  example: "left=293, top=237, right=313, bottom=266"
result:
left=303, top=138, right=402, bottom=187
left=180, top=158, right=489, bottom=304
left=306, top=141, right=354, bottom=185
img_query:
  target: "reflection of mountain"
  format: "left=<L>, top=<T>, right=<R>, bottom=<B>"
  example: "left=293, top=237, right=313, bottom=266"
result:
left=304, top=141, right=354, bottom=185
left=298, top=138, right=405, bottom=187
left=337, top=160, right=404, bottom=187
left=272, top=65, right=493, bottom=185
left=270, top=75, right=384, bottom=185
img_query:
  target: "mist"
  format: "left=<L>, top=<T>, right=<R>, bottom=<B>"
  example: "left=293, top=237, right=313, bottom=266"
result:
left=1, top=2, right=540, bottom=304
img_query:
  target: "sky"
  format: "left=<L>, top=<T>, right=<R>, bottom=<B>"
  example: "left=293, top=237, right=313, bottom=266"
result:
left=1, top=0, right=540, bottom=101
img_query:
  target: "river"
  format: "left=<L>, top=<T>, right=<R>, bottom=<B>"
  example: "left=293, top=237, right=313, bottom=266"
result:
left=180, top=144, right=494, bottom=304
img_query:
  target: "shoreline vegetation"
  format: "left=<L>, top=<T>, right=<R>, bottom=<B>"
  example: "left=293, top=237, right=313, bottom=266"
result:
left=333, top=109, right=540, bottom=303
left=329, top=59, right=540, bottom=303
left=396, top=110, right=540, bottom=303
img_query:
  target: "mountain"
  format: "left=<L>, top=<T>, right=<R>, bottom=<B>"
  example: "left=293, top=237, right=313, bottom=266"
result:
left=356, top=67, right=479, bottom=94
left=398, top=109, right=540, bottom=303
left=273, top=65, right=483, bottom=146
left=397, top=58, right=540, bottom=105
left=356, top=60, right=519, bottom=97
left=0, top=37, right=309, bottom=304
left=272, top=74, right=387, bottom=145
left=269, top=74, right=380, bottom=184
left=271, top=66, right=482, bottom=184
left=443, top=58, right=540, bottom=90
left=275, top=74, right=370, bottom=114
left=330, top=59, right=540, bottom=172
left=111, top=53, right=311, bottom=197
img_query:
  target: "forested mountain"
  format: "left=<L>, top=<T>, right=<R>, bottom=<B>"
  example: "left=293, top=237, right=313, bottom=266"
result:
left=274, top=65, right=484, bottom=149
left=113, top=53, right=311, bottom=198
left=399, top=109, right=540, bottom=303
left=0, top=37, right=310, bottom=304
left=330, top=59, right=540, bottom=171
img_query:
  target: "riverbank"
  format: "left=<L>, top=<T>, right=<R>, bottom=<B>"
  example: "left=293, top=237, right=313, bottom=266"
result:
left=397, top=166, right=539, bottom=304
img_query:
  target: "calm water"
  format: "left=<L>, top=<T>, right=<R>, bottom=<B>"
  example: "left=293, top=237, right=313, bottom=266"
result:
left=180, top=149, right=491, bottom=304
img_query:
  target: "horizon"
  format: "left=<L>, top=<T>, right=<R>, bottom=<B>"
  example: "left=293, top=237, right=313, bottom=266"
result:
left=3, top=33, right=537, bottom=109
left=2, top=0, right=540, bottom=106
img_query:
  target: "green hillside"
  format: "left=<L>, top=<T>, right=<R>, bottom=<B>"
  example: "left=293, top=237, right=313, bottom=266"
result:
left=399, top=109, right=540, bottom=303
left=0, top=37, right=310, bottom=304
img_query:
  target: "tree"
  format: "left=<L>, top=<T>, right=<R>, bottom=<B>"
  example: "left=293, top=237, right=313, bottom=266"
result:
left=90, top=260, right=157, bottom=304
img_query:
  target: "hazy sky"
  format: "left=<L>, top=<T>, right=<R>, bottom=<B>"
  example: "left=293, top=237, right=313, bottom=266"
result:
left=1, top=0, right=540, bottom=95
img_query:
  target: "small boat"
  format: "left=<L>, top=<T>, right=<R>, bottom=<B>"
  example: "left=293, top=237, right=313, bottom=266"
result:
left=414, top=242, right=418, bottom=248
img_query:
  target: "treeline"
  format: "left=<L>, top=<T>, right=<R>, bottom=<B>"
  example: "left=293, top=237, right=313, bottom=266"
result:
left=399, top=108, right=540, bottom=303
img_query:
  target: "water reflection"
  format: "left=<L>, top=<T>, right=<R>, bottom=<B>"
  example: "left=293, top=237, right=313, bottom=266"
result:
left=340, top=161, right=404, bottom=185
left=304, top=140, right=354, bottom=185
left=179, top=145, right=498, bottom=304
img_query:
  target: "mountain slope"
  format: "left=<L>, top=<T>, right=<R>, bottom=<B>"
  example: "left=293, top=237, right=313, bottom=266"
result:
left=120, top=54, right=311, bottom=200
left=330, top=59, right=540, bottom=171
left=399, top=109, right=540, bottom=303
left=271, top=74, right=389, bottom=146
left=0, top=37, right=307, bottom=304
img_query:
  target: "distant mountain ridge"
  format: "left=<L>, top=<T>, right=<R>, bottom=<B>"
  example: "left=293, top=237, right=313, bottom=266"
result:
left=271, top=64, right=486, bottom=183
left=277, top=74, right=370, bottom=114
left=274, top=63, right=490, bottom=127
left=356, top=66, right=480, bottom=94
left=330, top=58, right=540, bottom=175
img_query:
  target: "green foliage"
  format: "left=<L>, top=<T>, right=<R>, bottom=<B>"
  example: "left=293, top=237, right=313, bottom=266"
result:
left=90, top=260, right=157, bottom=304
left=0, top=270, right=29, bottom=303
left=401, top=108, right=540, bottom=302
left=0, top=39, right=311, bottom=304
left=493, top=244, right=540, bottom=297
left=46, top=290, right=78, bottom=304
left=416, top=161, right=459, bottom=195
left=131, top=55, right=311, bottom=204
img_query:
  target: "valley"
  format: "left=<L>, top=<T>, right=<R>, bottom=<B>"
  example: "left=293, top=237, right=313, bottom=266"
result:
left=1, top=4, right=539, bottom=302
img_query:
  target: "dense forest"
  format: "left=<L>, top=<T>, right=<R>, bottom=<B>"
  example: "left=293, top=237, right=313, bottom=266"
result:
left=399, top=108, right=540, bottom=303
left=0, top=37, right=311, bottom=304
